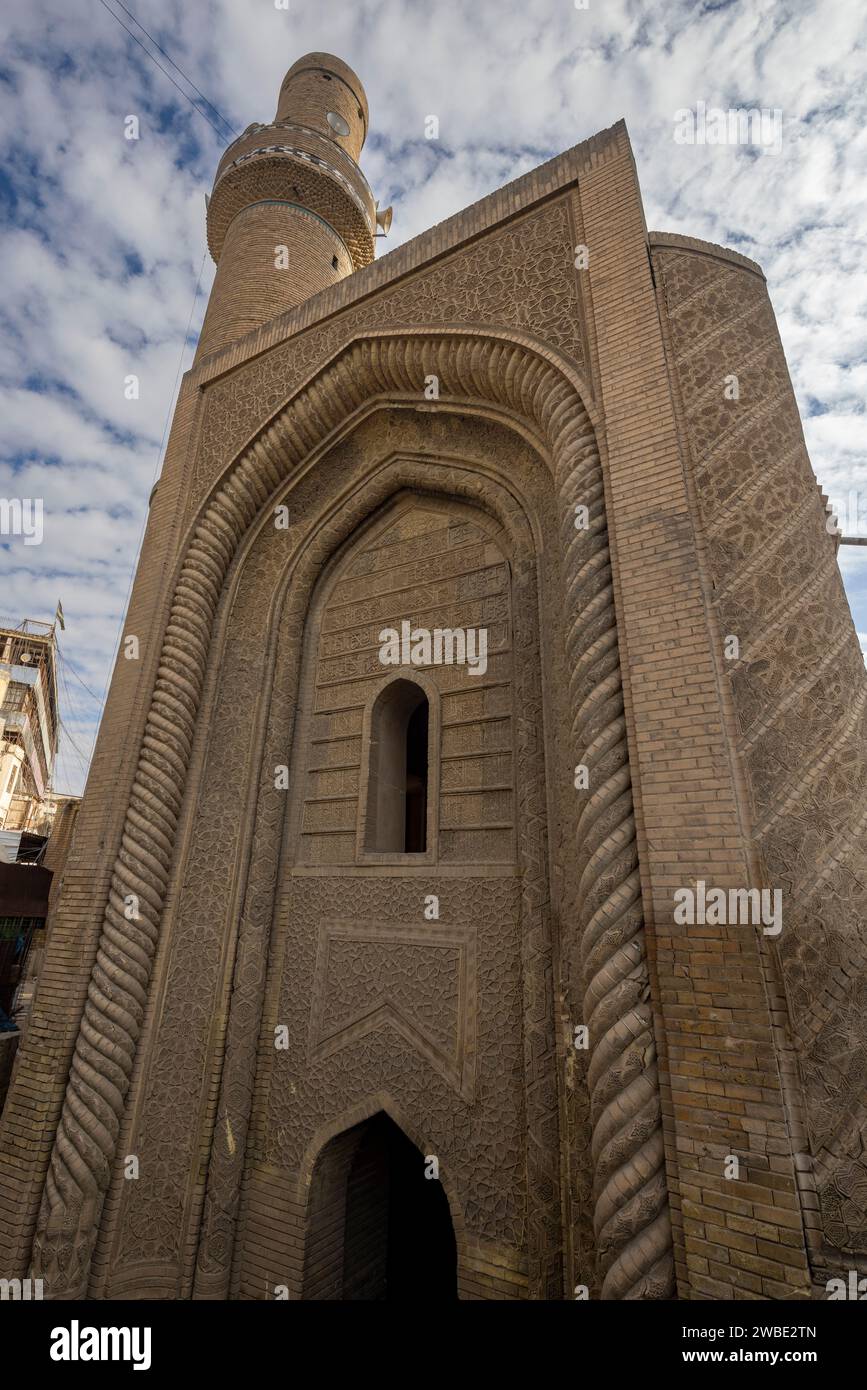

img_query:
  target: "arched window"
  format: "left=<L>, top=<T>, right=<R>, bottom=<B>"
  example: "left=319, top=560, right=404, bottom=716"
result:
left=365, top=679, right=429, bottom=853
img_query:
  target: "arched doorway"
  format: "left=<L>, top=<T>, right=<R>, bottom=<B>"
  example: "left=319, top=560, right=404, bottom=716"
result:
left=303, top=1112, right=457, bottom=1300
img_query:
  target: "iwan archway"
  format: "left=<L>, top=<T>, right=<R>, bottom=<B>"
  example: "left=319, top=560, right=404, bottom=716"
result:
left=14, top=330, right=673, bottom=1303
left=0, top=40, right=847, bottom=1304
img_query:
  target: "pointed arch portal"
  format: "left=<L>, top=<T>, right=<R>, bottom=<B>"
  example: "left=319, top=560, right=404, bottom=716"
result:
left=26, top=328, right=671, bottom=1302
left=303, top=1113, right=457, bottom=1301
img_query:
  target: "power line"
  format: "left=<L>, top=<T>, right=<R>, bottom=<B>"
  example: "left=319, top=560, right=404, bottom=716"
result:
left=58, top=717, right=93, bottom=779
left=55, top=649, right=101, bottom=774
left=108, top=0, right=238, bottom=139
left=96, top=0, right=239, bottom=143
left=55, top=651, right=98, bottom=770
left=55, top=641, right=104, bottom=708
left=55, top=692, right=95, bottom=790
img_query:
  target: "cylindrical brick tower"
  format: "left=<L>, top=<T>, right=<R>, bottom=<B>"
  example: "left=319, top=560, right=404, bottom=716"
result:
left=195, top=52, right=379, bottom=361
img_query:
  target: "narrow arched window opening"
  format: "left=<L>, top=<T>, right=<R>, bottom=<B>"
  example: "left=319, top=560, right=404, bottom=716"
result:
left=404, top=700, right=428, bottom=852
left=365, top=680, right=429, bottom=854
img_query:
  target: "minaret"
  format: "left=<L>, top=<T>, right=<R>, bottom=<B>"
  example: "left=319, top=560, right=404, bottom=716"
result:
left=195, top=52, right=388, bottom=361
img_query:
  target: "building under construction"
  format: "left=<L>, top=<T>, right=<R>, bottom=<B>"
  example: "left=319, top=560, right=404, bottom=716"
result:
left=0, top=618, right=60, bottom=838
left=0, top=618, right=78, bottom=1097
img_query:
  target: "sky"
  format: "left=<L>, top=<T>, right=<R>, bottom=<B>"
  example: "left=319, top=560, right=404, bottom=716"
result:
left=0, top=0, right=865, bottom=796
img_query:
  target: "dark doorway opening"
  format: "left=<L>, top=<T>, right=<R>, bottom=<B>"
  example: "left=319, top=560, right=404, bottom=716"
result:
left=342, top=1113, right=456, bottom=1301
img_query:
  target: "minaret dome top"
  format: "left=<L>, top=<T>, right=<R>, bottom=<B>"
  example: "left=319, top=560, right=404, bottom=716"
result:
left=275, top=52, right=369, bottom=163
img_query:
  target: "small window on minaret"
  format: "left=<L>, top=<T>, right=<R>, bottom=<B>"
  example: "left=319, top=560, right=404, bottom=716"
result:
left=332, top=255, right=339, bottom=270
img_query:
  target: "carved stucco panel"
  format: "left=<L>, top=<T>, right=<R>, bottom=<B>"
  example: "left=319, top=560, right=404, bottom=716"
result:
left=33, top=332, right=667, bottom=1302
left=108, top=417, right=565, bottom=1295
left=187, top=198, right=584, bottom=516
left=654, top=242, right=867, bottom=1261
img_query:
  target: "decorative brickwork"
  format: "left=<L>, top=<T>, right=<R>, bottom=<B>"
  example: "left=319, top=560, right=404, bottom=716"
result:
left=1, top=52, right=857, bottom=1303
left=652, top=233, right=867, bottom=1279
left=27, top=332, right=669, bottom=1301
left=197, top=53, right=374, bottom=360
left=555, top=402, right=673, bottom=1298
left=189, top=195, right=587, bottom=502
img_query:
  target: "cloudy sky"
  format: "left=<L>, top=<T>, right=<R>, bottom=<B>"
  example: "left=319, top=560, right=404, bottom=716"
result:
left=0, top=0, right=865, bottom=795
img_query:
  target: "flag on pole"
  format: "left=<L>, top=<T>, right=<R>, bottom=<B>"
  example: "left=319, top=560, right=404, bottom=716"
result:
left=55, top=599, right=65, bottom=631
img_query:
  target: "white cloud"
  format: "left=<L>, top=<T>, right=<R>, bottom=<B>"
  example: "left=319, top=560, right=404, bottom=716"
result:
left=1, top=0, right=865, bottom=792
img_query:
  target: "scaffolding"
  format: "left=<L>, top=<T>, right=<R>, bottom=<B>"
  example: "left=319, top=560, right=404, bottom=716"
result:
left=0, top=618, right=60, bottom=834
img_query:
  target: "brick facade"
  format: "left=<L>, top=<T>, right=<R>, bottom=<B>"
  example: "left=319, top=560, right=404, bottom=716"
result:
left=0, top=52, right=864, bottom=1302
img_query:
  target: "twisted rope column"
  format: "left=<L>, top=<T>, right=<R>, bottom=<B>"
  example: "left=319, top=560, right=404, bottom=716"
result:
left=555, top=422, right=674, bottom=1298
left=30, top=459, right=285, bottom=1295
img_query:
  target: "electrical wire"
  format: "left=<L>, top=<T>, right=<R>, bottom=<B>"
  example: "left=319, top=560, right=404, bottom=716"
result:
left=55, top=642, right=104, bottom=708
left=55, top=653, right=96, bottom=789
left=96, top=0, right=239, bottom=143
left=56, top=653, right=99, bottom=755
left=57, top=718, right=91, bottom=781
left=107, top=0, right=238, bottom=139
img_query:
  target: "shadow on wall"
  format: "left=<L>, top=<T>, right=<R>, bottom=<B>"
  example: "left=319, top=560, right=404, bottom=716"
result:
left=305, top=1111, right=457, bottom=1301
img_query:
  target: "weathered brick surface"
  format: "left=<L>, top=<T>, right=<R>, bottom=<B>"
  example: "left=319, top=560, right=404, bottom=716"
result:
left=196, top=52, right=373, bottom=362
left=578, top=137, right=812, bottom=1299
left=197, top=203, right=350, bottom=359
left=1, top=52, right=856, bottom=1302
left=652, top=231, right=867, bottom=1286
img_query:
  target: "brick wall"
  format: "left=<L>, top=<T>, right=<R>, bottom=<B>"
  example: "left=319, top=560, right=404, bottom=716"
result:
left=196, top=203, right=349, bottom=360
left=0, top=89, right=835, bottom=1300
left=0, top=1032, right=19, bottom=1119
left=651, top=232, right=867, bottom=1282
left=578, top=135, right=812, bottom=1297
left=276, top=55, right=368, bottom=162
left=0, top=370, right=205, bottom=1279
